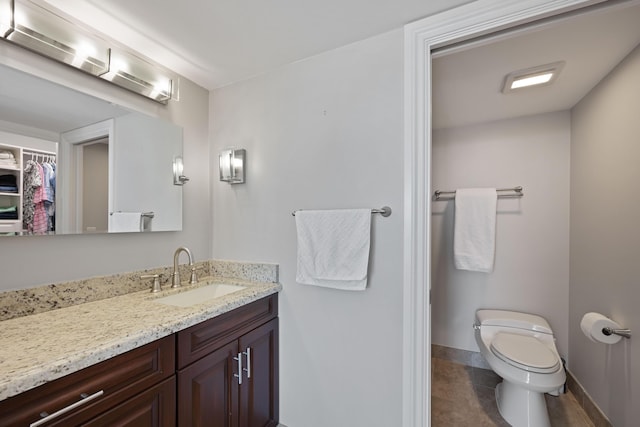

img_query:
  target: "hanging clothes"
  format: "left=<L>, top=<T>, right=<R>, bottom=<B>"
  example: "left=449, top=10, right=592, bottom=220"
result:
left=31, top=163, right=48, bottom=234
left=41, top=162, right=56, bottom=231
left=23, top=160, right=40, bottom=233
left=22, top=155, right=57, bottom=234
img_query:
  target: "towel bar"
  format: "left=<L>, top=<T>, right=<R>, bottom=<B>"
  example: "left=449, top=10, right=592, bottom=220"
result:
left=433, top=186, right=523, bottom=200
left=292, top=206, right=392, bottom=217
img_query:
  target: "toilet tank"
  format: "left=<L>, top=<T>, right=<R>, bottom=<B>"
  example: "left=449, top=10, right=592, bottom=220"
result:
left=476, top=309, right=553, bottom=334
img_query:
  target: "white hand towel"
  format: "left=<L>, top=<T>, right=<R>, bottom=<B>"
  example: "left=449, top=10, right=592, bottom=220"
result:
left=295, top=209, right=371, bottom=290
left=454, top=188, right=497, bottom=273
left=109, top=212, right=142, bottom=232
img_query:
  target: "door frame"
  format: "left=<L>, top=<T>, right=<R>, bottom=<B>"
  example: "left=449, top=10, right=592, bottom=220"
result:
left=59, top=119, right=114, bottom=234
left=401, top=0, right=601, bottom=425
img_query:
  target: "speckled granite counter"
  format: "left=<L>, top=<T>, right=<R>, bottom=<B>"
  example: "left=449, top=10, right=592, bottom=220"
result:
left=0, top=276, right=281, bottom=401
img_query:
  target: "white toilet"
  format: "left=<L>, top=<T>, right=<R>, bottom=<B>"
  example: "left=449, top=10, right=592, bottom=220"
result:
left=474, top=309, right=566, bottom=427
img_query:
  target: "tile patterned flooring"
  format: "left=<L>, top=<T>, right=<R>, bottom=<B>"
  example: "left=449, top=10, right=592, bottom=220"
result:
left=431, top=356, right=595, bottom=426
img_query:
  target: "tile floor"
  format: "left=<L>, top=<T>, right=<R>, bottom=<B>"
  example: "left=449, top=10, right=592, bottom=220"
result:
left=431, top=356, right=595, bottom=426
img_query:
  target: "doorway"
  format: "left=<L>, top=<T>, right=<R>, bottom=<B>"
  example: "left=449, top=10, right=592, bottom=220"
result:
left=402, top=1, right=640, bottom=426
left=58, top=119, right=114, bottom=234
left=78, top=138, right=109, bottom=233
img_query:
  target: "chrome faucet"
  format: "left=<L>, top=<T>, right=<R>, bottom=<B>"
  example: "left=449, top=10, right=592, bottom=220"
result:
left=172, top=246, right=196, bottom=288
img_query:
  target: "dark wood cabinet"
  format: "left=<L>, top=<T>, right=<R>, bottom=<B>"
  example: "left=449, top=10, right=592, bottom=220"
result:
left=0, top=294, right=278, bottom=427
left=0, top=335, right=175, bottom=426
left=83, top=376, right=176, bottom=427
left=177, top=296, right=279, bottom=427
left=238, top=318, right=279, bottom=427
left=178, top=341, right=239, bottom=426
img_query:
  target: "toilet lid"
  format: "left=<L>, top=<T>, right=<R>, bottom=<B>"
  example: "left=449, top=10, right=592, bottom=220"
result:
left=490, top=332, right=560, bottom=374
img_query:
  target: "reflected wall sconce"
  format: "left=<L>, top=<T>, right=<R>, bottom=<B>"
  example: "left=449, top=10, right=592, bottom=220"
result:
left=219, top=149, right=245, bottom=184
left=173, top=156, right=189, bottom=185
left=0, top=0, right=177, bottom=104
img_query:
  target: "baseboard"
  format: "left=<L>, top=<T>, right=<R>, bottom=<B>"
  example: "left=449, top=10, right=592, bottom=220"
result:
left=565, top=370, right=613, bottom=427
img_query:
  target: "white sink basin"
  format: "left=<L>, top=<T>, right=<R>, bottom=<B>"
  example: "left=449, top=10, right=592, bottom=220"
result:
left=154, top=283, right=246, bottom=307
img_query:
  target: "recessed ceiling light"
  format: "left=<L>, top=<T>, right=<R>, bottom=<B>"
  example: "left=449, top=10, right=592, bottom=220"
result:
left=502, top=61, right=565, bottom=93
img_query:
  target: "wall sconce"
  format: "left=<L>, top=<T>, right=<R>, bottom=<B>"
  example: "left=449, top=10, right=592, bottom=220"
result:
left=173, top=156, right=189, bottom=185
left=0, top=0, right=177, bottom=104
left=219, top=149, right=245, bottom=184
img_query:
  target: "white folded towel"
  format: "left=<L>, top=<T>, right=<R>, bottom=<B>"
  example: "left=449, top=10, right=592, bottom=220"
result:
left=109, top=212, right=142, bottom=232
left=454, top=188, right=497, bottom=273
left=295, top=209, right=371, bottom=290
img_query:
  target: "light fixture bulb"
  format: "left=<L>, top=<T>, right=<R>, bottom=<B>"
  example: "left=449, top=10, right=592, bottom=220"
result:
left=502, top=61, right=564, bottom=94
left=510, top=72, right=554, bottom=89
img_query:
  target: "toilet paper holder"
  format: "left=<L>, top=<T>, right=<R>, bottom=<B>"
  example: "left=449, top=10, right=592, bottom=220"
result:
left=602, top=327, right=632, bottom=339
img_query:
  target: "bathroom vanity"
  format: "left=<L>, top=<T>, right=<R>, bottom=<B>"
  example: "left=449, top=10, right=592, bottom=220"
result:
left=0, top=275, right=280, bottom=427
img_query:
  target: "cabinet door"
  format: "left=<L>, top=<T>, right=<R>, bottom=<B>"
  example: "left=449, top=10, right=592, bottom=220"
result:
left=178, top=340, right=240, bottom=427
left=83, top=376, right=176, bottom=427
left=238, top=318, right=279, bottom=427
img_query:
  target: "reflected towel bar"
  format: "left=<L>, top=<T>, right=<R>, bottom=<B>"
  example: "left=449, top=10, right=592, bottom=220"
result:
left=292, top=206, right=392, bottom=217
left=109, top=211, right=155, bottom=218
left=433, top=186, right=523, bottom=201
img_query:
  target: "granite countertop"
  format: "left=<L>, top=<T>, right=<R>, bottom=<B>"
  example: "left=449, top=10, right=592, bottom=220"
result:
left=0, top=276, right=281, bottom=401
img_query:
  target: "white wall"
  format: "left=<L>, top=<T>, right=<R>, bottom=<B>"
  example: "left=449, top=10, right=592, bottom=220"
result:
left=0, top=41, right=211, bottom=291
left=431, top=112, right=571, bottom=357
left=210, top=30, right=404, bottom=427
left=570, top=44, right=640, bottom=427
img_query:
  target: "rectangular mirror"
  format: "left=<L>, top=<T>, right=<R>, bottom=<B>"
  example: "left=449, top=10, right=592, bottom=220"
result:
left=0, top=63, right=183, bottom=235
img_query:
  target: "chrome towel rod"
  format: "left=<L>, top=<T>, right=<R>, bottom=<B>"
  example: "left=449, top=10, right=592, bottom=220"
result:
left=109, top=211, right=155, bottom=218
left=433, top=186, right=523, bottom=201
left=292, top=206, right=392, bottom=217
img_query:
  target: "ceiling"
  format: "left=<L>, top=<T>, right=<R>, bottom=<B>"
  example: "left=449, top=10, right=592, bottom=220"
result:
left=5, top=0, right=640, bottom=134
left=432, top=2, right=640, bottom=129
left=40, top=0, right=472, bottom=90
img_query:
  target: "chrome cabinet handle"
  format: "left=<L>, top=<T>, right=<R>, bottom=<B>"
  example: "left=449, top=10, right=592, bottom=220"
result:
left=30, top=390, right=104, bottom=427
left=233, top=352, right=243, bottom=385
left=243, top=347, right=251, bottom=379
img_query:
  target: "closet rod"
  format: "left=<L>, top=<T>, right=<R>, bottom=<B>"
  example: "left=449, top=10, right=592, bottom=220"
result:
left=23, top=149, right=56, bottom=156
left=433, top=186, right=523, bottom=200
left=291, top=206, right=392, bottom=217
left=24, top=150, right=56, bottom=162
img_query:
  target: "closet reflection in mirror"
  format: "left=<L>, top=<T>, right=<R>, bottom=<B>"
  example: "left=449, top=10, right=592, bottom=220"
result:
left=0, top=63, right=183, bottom=236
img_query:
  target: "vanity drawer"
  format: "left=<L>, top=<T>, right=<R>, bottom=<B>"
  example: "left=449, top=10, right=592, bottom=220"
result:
left=177, top=294, right=278, bottom=368
left=0, top=334, right=175, bottom=426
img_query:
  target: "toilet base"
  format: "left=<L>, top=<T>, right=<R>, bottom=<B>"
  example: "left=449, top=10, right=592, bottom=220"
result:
left=495, top=381, right=551, bottom=427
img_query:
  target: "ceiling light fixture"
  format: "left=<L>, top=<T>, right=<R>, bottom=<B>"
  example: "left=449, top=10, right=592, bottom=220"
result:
left=502, top=61, right=565, bottom=93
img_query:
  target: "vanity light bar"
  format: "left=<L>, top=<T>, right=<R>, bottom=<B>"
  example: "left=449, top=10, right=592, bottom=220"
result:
left=0, top=0, right=176, bottom=104
left=0, top=0, right=13, bottom=37
left=101, top=49, right=173, bottom=103
left=4, top=0, right=110, bottom=76
left=8, top=25, right=110, bottom=75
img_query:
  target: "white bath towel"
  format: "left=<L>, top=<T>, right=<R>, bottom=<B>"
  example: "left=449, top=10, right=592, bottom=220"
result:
left=295, top=209, right=371, bottom=290
left=454, top=188, right=497, bottom=273
left=109, top=212, right=142, bottom=232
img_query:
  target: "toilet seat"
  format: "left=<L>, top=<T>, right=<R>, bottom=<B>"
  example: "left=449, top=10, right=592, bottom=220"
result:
left=490, top=332, right=560, bottom=374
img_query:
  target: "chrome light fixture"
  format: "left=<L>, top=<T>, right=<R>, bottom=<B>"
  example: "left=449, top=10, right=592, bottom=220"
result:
left=0, top=0, right=176, bottom=104
left=2, top=0, right=109, bottom=75
left=101, top=49, right=173, bottom=104
left=0, top=0, right=13, bottom=37
left=219, top=149, right=245, bottom=184
left=173, top=156, right=189, bottom=185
